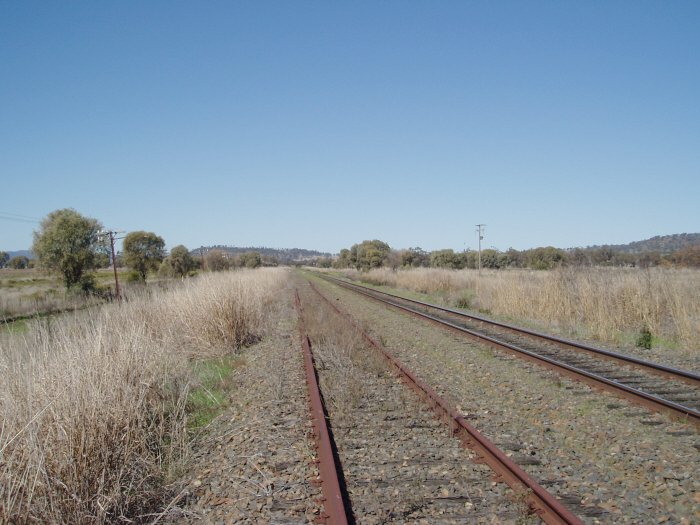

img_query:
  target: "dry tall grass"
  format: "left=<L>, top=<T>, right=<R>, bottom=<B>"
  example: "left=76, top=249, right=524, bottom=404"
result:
left=0, top=269, right=286, bottom=523
left=300, top=286, right=384, bottom=415
left=344, top=267, right=700, bottom=351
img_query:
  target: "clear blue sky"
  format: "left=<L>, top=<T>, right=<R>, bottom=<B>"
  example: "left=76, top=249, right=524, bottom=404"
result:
left=2, top=1, right=699, bottom=254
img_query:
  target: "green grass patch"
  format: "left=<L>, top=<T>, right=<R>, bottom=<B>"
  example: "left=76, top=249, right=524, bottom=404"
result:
left=0, top=277, right=54, bottom=288
left=1, top=319, right=29, bottom=334
left=619, top=330, right=680, bottom=352
left=187, top=356, right=244, bottom=430
left=93, top=271, right=130, bottom=283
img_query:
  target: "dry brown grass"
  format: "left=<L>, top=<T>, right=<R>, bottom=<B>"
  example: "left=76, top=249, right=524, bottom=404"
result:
left=300, top=286, right=385, bottom=414
left=0, top=269, right=286, bottom=523
left=343, top=267, right=700, bottom=352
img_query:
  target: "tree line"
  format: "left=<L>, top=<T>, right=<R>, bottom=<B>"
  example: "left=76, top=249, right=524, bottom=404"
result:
left=325, top=240, right=700, bottom=271
left=0, top=209, right=264, bottom=294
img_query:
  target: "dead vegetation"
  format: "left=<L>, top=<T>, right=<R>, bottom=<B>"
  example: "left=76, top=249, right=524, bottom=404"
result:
left=0, top=269, right=286, bottom=524
left=300, top=287, right=377, bottom=414
left=342, top=266, right=700, bottom=352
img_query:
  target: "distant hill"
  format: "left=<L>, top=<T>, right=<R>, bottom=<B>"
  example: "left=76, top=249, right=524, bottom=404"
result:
left=195, top=245, right=333, bottom=265
left=6, top=250, right=34, bottom=259
left=584, top=233, right=700, bottom=255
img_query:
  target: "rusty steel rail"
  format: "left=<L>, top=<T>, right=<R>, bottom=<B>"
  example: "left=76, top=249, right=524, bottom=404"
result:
left=307, top=281, right=583, bottom=525
left=323, top=276, right=700, bottom=427
left=326, top=276, right=700, bottom=388
left=294, top=290, right=350, bottom=525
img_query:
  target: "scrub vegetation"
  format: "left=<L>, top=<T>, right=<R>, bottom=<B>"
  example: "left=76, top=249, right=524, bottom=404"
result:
left=0, top=268, right=285, bottom=523
left=341, top=266, right=700, bottom=352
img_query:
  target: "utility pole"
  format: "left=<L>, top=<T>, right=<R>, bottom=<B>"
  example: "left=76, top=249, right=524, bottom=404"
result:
left=99, top=230, right=124, bottom=302
left=476, top=224, right=485, bottom=275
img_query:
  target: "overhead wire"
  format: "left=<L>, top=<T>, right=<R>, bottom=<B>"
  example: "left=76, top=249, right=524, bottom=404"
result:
left=0, top=211, right=41, bottom=224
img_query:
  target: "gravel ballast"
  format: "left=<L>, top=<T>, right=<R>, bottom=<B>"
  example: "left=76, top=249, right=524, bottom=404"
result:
left=173, top=295, right=323, bottom=524
left=310, top=275, right=700, bottom=524
left=297, top=280, right=535, bottom=524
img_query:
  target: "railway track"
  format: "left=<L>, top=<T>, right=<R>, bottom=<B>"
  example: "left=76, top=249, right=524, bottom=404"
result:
left=321, top=275, right=700, bottom=427
left=295, top=283, right=584, bottom=524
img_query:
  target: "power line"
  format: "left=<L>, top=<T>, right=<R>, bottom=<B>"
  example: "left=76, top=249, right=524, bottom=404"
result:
left=0, top=211, right=41, bottom=224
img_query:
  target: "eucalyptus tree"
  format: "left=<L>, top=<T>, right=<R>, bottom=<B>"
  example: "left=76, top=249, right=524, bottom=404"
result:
left=32, top=208, right=102, bottom=289
left=123, top=231, right=166, bottom=282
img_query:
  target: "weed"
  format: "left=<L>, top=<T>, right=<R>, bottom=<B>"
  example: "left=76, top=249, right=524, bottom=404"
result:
left=636, top=327, right=653, bottom=350
left=514, top=489, right=539, bottom=524
left=450, top=289, right=473, bottom=309
left=187, top=356, right=241, bottom=429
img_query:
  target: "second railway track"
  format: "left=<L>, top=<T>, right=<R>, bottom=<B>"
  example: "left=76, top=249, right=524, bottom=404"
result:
left=321, top=275, right=700, bottom=426
left=301, top=271, right=700, bottom=523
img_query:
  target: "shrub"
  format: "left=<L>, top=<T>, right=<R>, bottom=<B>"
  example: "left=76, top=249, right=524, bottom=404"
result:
left=126, top=269, right=143, bottom=283
left=204, top=249, right=232, bottom=271
left=636, top=327, right=653, bottom=349
left=0, top=269, right=286, bottom=523
left=8, top=255, right=29, bottom=269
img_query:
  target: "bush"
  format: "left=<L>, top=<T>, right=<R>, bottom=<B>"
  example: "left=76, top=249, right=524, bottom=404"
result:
left=126, top=270, right=143, bottom=283
left=78, top=273, right=97, bottom=294
left=636, top=327, right=653, bottom=349
left=8, top=255, right=29, bottom=269
left=451, top=290, right=473, bottom=309
left=0, top=269, right=286, bottom=523
left=430, top=249, right=462, bottom=269
left=205, top=249, right=232, bottom=271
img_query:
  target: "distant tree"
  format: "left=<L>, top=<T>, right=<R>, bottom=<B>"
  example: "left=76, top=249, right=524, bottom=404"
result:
left=8, top=255, right=29, bottom=269
left=480, top=249, right=510, bottom=269
left=671, top=244, right=700, bottom=267
left=504, top=248, right=523, bottom=268
left=0, top=251, right=9, bottom=268
left=589, top=248, right=616, bottom=266
left=316, top=257, right=333, bottom=268
left=400, top=247, right=429, bottom=268
left=169, top=245, right=195, bottom=277
left=462, top=250, right=478, bottom=269
left=429, top=249, right=462, bottom=269
left=32, top=208, right=103, bottom=289
left=205, top=249, right=232, bottom=271
left=385, top=250, right=403, bottom=270
left=567, top=248, right=592, bottom=267
left=261, top=255, right=279, bottom=267
left=351, top=240, right=391, bottom=270
left=333, top=249, right=352, bottom=269
left=123, top=231, right=166, bottom=282
left=158, top=258, right=176, bottom=278
left=525, top=246, right=567, bottom=270
left=635, top=251, right=662, bottom=268
left=241, top=251, right=262, bottom=269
